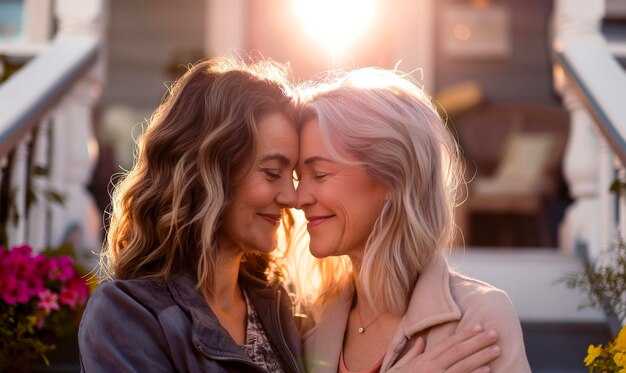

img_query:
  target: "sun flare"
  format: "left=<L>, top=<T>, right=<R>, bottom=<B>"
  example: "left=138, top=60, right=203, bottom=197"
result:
left=293, top=0, right=376, bottom=54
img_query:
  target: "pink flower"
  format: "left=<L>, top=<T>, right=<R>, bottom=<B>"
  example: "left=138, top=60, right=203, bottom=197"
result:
left=3, top=251, right=32, bottom=280
left=64, top=276, right=90, bottom=307
left=11, top=244, right=32, bottom=258
left=37, top=289, right=60, bottom=315
left=0, top=257, right=14, bottom=277
left=49, top=256, right=75, bottom=281
left=59, top=286, right=80, bottom=308
left=32, top=254, right=50, bottom=277
left=2, top=279, right=30, bottom=305
left=24, top=275, right=45, bottom=297
left=36, top=314, right=45, bottom=329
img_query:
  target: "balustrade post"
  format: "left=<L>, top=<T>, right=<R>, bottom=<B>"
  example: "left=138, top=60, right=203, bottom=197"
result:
left=598, top=136, right=617, bottom=249
left=619, top=166, right=626, bottom=240
left=28, top=118, right=51, bottom=250
left=48, top=0, right=106, bottom=270
left=554, top=0, right=606, bottom=258
left=205, top=0, right=246, bottom=56
left=6, top=139, right=30, bottom=247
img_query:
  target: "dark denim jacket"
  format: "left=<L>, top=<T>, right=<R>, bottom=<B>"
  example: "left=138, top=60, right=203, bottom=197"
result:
left=78, top=271, right=304, bottom=373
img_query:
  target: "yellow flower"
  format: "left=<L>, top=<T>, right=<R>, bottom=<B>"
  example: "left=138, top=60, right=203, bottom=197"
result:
left=585, top=344, right=603, bottom=366
left=616, top=352, right=626, bottom=367
left=27, top=315, right=38, bottom=327
left=615, top=326, right=626, bottom=352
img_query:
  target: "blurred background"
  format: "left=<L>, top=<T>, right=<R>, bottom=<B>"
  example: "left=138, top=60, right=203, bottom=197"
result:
left=1, top=0, right=625, bottom=371
left=85, top=0, right=588, bottom=249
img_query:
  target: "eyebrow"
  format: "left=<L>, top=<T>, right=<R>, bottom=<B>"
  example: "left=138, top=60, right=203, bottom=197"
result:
left=303, top=156, right=336, bottom=165
left=259, top=153, right=291, bottom=166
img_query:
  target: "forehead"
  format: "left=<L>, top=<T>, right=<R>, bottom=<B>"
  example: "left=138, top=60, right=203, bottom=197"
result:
left=300, top=119, right=353, bottom=163
left=300, top=119, right=321, bottom=144
left=256, top=112, right=298, bottom=157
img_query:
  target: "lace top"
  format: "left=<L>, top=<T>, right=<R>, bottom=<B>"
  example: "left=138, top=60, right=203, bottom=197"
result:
left=240, top=291, right=285, bottom=373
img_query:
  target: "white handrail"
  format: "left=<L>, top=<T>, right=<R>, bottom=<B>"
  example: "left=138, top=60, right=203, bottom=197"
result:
left=0, top=36, right=98, bottom=159
left=0, top=0, right=105, bottom=265
left=557, top=41, right=626, bottom=166
left=554, top=0, right=626, bottom=258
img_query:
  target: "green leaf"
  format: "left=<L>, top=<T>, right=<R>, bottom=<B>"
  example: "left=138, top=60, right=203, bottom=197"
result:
left=40, top=353, right=50, bottom=367
left=10, top=208, right=19, bottom=226
left=610, top=179, right=622, bottom=193
left=42, top=242, right=76, bottom=259
left=26, top=188, right=38, bottom=206
left=32, top=165, right=48, bottom=176
left=45, top=190, right=65, bottom=204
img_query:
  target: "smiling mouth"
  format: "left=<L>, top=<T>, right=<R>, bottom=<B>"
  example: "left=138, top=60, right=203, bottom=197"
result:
left=306, top=215, right=334, bottom=227
left=258, top=213, right=281, bottom=225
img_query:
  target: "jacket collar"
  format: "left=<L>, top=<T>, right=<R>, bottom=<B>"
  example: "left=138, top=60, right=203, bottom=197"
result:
left=399, top=253, right=462, bottom=337
left=302, top=284, right=353, bottom=373
left=166, top=272, right=247, bottom=358
left=303, top=253, right=461, bottom=372
left=166, top=270, right=303, bottom=373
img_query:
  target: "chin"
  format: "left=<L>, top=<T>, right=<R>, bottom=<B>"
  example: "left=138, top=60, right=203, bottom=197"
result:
left=308, top=243, right=334, bottom=259
left=255, top=242, right=277, bottom=254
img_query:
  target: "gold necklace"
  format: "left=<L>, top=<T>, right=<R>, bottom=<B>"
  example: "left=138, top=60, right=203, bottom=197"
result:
left=356, top=308, right=383, bottom=334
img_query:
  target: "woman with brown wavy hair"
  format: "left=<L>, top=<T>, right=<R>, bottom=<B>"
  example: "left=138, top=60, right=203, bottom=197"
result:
left=78, top=57, right=304, bottom=372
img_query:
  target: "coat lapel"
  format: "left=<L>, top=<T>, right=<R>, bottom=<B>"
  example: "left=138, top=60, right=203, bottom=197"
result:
left=381, top=253, right=462, bottom=371
left=302, top=285, right=353, bottom=373
left=303, top=254, right=463, bottom=373
left=400, top=253, right=462, bottom=336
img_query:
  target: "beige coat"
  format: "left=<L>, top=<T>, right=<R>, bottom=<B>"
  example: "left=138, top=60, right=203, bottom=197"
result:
left=302, top=253, right=531, bottom=373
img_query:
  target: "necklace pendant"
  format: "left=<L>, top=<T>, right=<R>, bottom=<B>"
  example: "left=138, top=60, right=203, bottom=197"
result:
left=358, top=327, right=365, bottom=333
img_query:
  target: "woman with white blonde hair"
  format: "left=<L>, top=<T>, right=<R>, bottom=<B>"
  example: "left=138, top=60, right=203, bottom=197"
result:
left=295, top=68, right=531, bottom=372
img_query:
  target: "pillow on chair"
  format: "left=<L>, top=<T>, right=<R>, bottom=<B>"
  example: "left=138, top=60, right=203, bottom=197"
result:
left=473, top=132, right=558, bottom=197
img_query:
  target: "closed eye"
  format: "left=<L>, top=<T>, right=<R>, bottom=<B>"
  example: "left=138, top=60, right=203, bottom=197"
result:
left=262, top=169, right=281, bottom=180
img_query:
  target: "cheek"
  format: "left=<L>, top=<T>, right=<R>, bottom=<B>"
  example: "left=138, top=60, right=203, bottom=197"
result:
left=342, top=191, right=385, bottom=241
left=235, top=178, right=275, bottom=209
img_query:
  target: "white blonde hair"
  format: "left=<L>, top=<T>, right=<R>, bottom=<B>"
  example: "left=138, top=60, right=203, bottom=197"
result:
left=294, top=68, right=461, bottom=315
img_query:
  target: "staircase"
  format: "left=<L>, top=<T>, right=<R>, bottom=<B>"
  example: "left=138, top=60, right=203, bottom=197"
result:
left=449, top=249, right=611, bottom=372
left=0, top=1, right=105, bottom=265
left=448, top=1, right=626, bottom=371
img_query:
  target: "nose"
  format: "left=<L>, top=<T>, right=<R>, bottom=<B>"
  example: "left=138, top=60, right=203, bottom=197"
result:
left=275, top=178, right=297, bottom=208
left=295, top=179, right=316, bottom=210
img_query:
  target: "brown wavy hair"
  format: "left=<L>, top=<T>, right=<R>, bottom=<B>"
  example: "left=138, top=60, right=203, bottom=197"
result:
left=102, top=57, right=296, bottom=297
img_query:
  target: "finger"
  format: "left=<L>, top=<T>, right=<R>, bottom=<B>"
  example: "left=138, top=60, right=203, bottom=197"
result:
left=469, top=367, right=491, bottom=373
left=393, top=337, right=426, bottom=367
left=425, top=324, right=484, bottom=360
left=407, top=337, right=426, bottom=359
left=434, top=329, right=498, bottom=368
left=447, top=344, right=501, bottom=373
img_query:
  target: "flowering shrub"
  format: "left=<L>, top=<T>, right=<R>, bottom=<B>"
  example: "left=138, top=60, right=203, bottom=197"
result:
left=584, top=326, right=626, bottom=372
left=561, top=236, right=626, bottom=372
left=0, top=244, right=90, bottom=370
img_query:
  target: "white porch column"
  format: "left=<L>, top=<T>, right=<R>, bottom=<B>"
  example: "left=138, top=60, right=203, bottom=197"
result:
left=48, top=0, right=106, bottom=270
left=554, top=0, right=606, bottom=256
left=205, top=0, right=246, bottom=57
left=392, top=0, right=435, bottom=91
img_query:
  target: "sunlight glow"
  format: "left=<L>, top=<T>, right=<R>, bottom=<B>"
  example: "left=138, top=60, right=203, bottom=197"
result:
left=293, top=0, right=376, bottom=54
left=453, top=23, right=471, bottom=41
